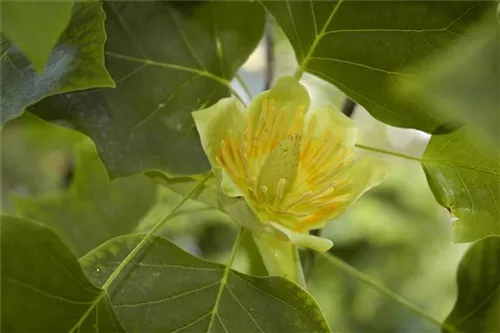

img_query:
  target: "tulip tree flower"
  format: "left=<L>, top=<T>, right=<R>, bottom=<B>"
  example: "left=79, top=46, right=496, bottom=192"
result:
left=192, top=76, right=388, bottom=286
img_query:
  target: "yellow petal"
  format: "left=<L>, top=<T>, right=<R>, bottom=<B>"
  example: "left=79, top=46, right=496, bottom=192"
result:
left=305, top=104, right=358, bottom=148
left=192, top=97, right=245, bottom=167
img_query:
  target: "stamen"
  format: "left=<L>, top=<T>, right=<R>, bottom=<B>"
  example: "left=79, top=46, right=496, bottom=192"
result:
left=284, top=191, right=314, bottom=210
left=314, top=194, right=351, bottom=208
left=299, top=116, right=317, bottom=159
left=220, top=140, right=238, bottom=176
left=259, top=185, right=269, bottom=203
left=288, top=106, right=305, bottom=135
left=275, top=178, right=287, bottom=203
left=215, top=155, right=224, bottom=167
left=247, top=108, right=255, bottom=158
left=276, top=209, right=308, bottom=217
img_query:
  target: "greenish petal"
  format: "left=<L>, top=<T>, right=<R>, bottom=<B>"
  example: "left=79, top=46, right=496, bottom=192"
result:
left=335, top=155, right=389, bottom=219
left=214, top=167, right=244, bottom=198
left=346, top=155, right=390, bottom=201
left=217, top=186, right=262, bottom=231
left=268, top=222, right=333, bottom=253
left=246, top=76, right=310, bottom=133
left=306, top=104, right=358, bottom=148
left=192, top=97, right=245, bottom=166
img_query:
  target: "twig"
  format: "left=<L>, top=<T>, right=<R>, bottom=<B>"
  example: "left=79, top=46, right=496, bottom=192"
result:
left=264, top=18, right=274, bottom=90
left=342, top=98, right=356, bottom=118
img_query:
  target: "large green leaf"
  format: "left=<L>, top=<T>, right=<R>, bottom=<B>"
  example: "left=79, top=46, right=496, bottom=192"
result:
left=0, top=0, right=74, bottom=72
left=0, top=215, right=124, bottom=332
left=80, top=234, right=331, bottom=332
left=31, top=1, right=265, bottom=178
left=263, top=1, right=492, bottom=133
left=422, top=127, right=500, bottom=242
left=443, top=236, right=500, bottom=332
left=15, top=139, right=157, bottom=257
left=399, top=8, right=499, bottom=147
left=0, top=0, right=114, bottom=125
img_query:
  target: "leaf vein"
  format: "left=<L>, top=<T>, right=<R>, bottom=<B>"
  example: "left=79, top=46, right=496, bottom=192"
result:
left=310, top=56, right=413, bottom=77
left=226, top=285, right=266, bottom=333
left=231, top=273, right=315, bottom=327
left=3, top=277, right=94, bottom=305
left=113, top=281, right=220, bottom=308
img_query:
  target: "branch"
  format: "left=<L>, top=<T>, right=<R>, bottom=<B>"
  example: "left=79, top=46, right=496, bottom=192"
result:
left=341, top=98, right=356, bottom=118
left=264, top=18, right=274, bottom=90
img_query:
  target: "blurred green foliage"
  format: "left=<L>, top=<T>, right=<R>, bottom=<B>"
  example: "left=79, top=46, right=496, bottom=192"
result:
left=1, top=99, right=469, bottom=333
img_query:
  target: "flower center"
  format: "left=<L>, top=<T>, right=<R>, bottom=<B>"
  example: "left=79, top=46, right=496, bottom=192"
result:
left=256, top=133, right=301, bottom=205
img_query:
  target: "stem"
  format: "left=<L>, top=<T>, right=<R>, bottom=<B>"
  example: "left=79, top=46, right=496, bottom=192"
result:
left=227, top=228, right=244, bottom=268
left=341, top=98, right=356, bottom=118
left=252, top=232, right=306, bottom=289
left=70, top=173, right=213, bottom=332
left=264, top=18, right=274, bottom=90
left=354, top=143, right=422, bottom=162
left=235, top=73, right=252, bottom=101
left=320, top=253, right=460, bottom=333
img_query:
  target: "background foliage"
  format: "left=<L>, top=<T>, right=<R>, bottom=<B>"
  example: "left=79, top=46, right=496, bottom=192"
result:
left=1, top=1, right=499, bottom=332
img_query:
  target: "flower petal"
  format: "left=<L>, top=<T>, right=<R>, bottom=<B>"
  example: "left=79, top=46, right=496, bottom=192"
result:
left=268, top=222, right=333, bottom=253
left=303, top=155, right=389, bottom=231
left=305, top=104, right=358, bottom=148
left=192, top=97, right=246, bottom=167
left=218, top=184, right=263, bottom=230
left=213, top=167, right=244, bottom=198
left=246, top=76, right=310, bottom=144
left=343, top=155, right=389, bottom=203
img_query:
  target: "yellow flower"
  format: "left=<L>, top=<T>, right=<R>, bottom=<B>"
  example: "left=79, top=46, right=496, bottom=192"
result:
left=193, top=77, right=388, bottom=253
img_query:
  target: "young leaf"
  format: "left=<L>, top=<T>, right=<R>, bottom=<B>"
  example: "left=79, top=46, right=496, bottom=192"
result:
left=443, top=236, right=500, bottom=332
left=1, top=0, right=114, bottom=125
left=31, top=1, right=265, bottom=178
left=0, top=0, right=74, bottom=72
left=263, top=1, right=493, bottom=133
left=0, top=215, right=124, bottom=332
left=15, top=139, right=157, bottom=257
left=422, top=127, right=500, bottom=242
left=81, top=234, right=331, bottom=332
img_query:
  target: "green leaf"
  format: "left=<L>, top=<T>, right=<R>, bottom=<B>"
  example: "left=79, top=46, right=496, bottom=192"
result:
left=0, top=215, right=124, bottom=332
left=80, top=234, right=331, bottom=332
left=443, top=236, right=500, bottom=333
left=31, top=1, right=265, bottom=178
left=399, top=8, right=499, bottom=147
left=422, top=127, right=500, bottom=242
left=263, top=1, right=493, bottom=133
left=0, top=0, right=74, bottom=72
left=15, top=139, right=157, bottom=257
left=147, top=171, right=219, bottom=209
left=1, top=0, right=114, bottom=125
